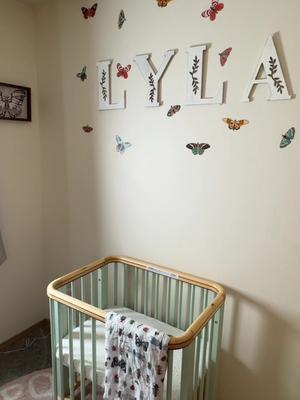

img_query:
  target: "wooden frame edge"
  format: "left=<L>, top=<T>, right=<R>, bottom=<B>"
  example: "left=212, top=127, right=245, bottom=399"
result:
left=47, top=256, right=225, bottom=349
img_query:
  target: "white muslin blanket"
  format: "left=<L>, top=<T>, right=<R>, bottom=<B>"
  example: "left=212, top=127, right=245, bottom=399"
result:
left=104, top=312, right=170, bottom=400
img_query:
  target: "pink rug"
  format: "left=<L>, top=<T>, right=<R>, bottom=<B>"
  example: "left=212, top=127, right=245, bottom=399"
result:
left=0, top=369, right=52, bottom=400
left=0, top=370, right=104, bottom=400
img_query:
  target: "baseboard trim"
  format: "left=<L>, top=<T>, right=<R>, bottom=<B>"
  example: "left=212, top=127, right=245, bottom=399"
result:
left=0, top=319, right=50, bottom=351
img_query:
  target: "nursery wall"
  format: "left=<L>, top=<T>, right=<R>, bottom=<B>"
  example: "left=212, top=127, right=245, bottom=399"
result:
left=0, top=0, right=44, bottom=342
left=35, top=1, right=300, bottom=399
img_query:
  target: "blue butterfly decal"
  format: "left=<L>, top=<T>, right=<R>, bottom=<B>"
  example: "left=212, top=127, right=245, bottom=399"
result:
left=116, top=135, right=132, bottom=154
left=280, top=127, right=295, bottom=148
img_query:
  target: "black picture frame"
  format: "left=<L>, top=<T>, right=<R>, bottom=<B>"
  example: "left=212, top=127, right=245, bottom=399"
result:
left=0, top=82, right=31, bottom=122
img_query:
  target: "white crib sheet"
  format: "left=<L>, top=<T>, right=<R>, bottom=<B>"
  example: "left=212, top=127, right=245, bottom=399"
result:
left=59, top=307, right=183, bottom=398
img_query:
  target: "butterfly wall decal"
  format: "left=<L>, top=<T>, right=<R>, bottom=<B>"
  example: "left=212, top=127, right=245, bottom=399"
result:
left=118, top=10, right=126, bottom=29
left=82, top=125, right=93, bottom=133
left=156, top=0, right=172, bottom=7
left=223, top=118, right=249, bottom=131
left=219, top=47, right=232, bottom=67
left=201, top=0, right=224, bottom=21
left=81, top=3, right=98, bottom=19
left=186, top=143, right=210, bottom=155
left=116, top=63, right=131, bottom=79
left=167, top=105, right=181, bottom=117
left=116, top=135, right=132, bottom=154
left=76, top=66, right=87, bottom=81
left=280, top=127, right=295, bottom=148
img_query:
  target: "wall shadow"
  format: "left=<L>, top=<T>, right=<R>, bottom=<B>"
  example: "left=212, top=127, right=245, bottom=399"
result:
left=217, top=287, right=300, bottom=400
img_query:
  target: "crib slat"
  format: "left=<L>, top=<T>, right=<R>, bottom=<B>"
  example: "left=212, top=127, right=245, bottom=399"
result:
left=185, top=283, right=192, bottom=329
left=174, top=280, right=179, bottom=326
left=80, top=277, right=86, bottom=302
left=144, top=270, right=149, bottom=315
left=193, top=332, right=201, bottom=400
left=177, top=281, right=183, bottom=329
left=204, top=317, right=214, bottom=400
left=150, top=273, right=156, bottom=318
left=160, top=276, right=167, bottom=321
left=180, top=341, right=196, bottom=399
left=166, top=278, right=171, bottom=324
left=56, top=302, right=64, bottom=400
left=79, top=312, right=85, bottom=400
left=91, top=271, right=98, bottom=306
left=92, top=318, right=97, bottom=400
left=114, top=262, right=118, bottom=305
left=49, top=300, right=58, bottom=400
left=166, top=350, right=173, bottom=400
left=155, top=273, right=159, bottom=319
left=134, top=268, right=138, bottom=311
left=190, top=285, right=196, bottom=324
left=198, top=290, right=209, bottom=400
left=123, top=263, right=128, bottom=307
left=68, top=307, right=75, bottom=400
left=99, top=267, right=108, bottom=309
left=207, top=306, right=224, bottom=400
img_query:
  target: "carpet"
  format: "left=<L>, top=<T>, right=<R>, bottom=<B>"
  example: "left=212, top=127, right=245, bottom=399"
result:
left=0, top=369, right=52, bottom=400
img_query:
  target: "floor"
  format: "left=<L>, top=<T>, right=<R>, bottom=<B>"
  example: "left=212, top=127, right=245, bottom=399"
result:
left=0, top=322, right=52, bottom=387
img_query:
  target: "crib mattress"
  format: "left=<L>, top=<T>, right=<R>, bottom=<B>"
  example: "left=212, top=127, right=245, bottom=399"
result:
left=59, top=307, right=183, bottom=398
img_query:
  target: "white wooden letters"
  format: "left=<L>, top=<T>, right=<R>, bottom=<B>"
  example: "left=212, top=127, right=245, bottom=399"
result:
left=96, top=34, right=292, bottom=111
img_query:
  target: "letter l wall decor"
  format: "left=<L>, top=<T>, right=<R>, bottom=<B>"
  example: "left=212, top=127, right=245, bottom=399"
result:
left=186, top=45, right=225, bottom=105
left=97, top=60, right=125, bottom=110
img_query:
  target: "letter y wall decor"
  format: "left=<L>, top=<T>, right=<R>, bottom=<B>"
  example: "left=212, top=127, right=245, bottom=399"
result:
left=96, top=33, right=292, bottom=111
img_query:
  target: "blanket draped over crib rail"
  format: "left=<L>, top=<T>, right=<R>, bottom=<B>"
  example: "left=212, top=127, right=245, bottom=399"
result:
left=0, top=232, right=6, bottom=266
left=104, top=312, right=170, bottom=400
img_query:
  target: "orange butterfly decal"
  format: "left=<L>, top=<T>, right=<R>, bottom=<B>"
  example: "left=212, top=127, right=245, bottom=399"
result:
left=156, top=0, right=172, bottom=7
left=223, top=118, right=249, bottom=131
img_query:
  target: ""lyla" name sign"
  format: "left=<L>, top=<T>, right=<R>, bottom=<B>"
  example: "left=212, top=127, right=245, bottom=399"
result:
left=96, top=33, right=292, bottom=111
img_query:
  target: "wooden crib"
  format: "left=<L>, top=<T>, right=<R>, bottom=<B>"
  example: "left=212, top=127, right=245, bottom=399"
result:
left=47, top=256, right=225, bottom=399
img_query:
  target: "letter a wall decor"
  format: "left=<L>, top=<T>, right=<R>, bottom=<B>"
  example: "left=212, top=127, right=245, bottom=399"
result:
left=133, top=50, right=176, bottom=107
left=242, top=35, right=291, bottom=102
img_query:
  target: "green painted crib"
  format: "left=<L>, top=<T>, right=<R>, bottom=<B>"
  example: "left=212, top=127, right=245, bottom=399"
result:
left=47, top=256, right=225, bottom=400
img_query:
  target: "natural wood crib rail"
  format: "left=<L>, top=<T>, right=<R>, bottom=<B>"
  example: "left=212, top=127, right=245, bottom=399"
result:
left=47, top=255, right=226, bottom=350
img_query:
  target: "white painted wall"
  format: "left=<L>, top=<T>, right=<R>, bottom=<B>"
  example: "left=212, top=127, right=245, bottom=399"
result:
left=0, top=0, right=44, bottom=342
left=2, top=0, right=299, bottom=399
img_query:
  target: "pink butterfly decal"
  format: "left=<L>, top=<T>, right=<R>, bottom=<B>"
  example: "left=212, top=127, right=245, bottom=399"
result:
left=81, top=3, right=98, bottom=19
left=219, top=47, right=232, bottom=66
left=201, top=0, right=224, bottom=21
left=116, top=63, right=131, bottom=79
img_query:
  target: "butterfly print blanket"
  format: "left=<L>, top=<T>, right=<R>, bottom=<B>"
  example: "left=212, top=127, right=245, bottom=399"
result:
left=104, top=312, right=170, bottom=399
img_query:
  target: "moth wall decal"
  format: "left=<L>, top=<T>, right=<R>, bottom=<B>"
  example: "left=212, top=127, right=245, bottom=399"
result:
left=118, top=10, right=126, bottom=29
left=223, top=118, right=249, bottom=131
left=156, top=0, right=172, bottom=7
left=219, top=47, right=232, bottom=66
left=186, top=143, right=210, bottom=155
left=116, top=135, right=132, bottom=154
left=167, top=105, right=181, bottom=117
left=280, top=127, right=295, bottom=148
left=81, top=3, right=98, bottom=19
left=76, top=66, right=87, bottom=81
left=116, top=63, right=131, bottom=79
left=82, top=125, right=93, bottom=133
left=201, top=0, right=224, bottom=21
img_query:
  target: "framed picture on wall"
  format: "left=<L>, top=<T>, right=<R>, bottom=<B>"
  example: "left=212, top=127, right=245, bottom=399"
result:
left=0, top=82, right=31, bottom=122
